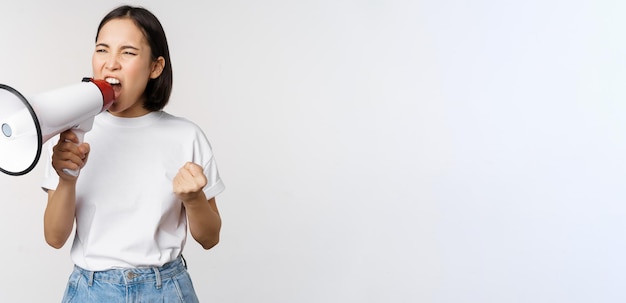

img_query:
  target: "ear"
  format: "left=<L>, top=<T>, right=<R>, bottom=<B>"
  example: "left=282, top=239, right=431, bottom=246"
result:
left=150, top=56, right=165, bottom=79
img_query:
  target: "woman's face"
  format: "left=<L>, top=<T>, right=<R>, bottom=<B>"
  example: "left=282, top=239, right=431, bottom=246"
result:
left=92, top=18, right=164, bottom=117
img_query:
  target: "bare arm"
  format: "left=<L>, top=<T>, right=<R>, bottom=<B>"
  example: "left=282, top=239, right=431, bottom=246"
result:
left=173, top=162, right=222, bottom=249
left=184, top=195, right=222, bottom=249
left=43, top=130, right=88, bottom=249
left=44, top=183, right=77, bottom=249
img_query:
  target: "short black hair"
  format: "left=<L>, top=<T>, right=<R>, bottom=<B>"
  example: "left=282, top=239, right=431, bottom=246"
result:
left=96, top=5, right=173, bottom=111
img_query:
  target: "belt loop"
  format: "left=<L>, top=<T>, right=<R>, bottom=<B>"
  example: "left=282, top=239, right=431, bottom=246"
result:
left=88, top=271, right=94, bottom=287
left=154, top=267, right=162, bottom=289
left=181, top=254, right=188, bottom=269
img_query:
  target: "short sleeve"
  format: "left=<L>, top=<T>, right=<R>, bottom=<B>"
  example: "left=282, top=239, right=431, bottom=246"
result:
left=192, top=127, right=225, bottom=200
left=41, top=139, right=59, bottom=192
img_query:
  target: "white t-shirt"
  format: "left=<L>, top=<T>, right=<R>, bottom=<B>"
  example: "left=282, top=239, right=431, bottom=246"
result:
left=42, top=111, right=225, bottom=271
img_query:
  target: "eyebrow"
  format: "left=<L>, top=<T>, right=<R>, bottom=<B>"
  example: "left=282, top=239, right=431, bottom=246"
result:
left=95, top=43, right=140, bottom=51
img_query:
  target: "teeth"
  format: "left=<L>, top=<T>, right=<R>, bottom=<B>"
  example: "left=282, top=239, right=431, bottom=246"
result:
left=105, top=77, right=120, bottom=85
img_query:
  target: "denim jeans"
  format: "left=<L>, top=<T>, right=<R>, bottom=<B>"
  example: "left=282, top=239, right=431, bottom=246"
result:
left=61, top=256, right=199, bottom=303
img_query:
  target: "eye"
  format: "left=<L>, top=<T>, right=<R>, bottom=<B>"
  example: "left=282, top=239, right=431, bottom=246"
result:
left=95, top=48, right=107, bottom=53
left=123, top=51, right=137, bottom=56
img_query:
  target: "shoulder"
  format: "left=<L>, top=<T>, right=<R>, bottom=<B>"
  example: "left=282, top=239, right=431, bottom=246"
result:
left=158, top=112, right=205, bottom=132
left=158, top=111, right=212, bottom=142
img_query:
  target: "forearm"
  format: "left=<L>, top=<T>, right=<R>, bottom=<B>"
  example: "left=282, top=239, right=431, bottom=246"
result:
left=44, top=180, right=77, bottom=249
left=183, top=195, right=222, bottom=250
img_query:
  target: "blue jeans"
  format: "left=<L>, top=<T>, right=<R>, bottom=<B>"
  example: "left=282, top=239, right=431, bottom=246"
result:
left=61, top=256, right=199, bottom=303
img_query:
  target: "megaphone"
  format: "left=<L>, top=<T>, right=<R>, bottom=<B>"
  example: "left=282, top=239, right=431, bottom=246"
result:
left=0, top=78, right=115, bottom=176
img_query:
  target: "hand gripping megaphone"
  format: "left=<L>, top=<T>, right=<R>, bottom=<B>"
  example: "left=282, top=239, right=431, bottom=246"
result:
left=0, top=78, right=114, bottom=176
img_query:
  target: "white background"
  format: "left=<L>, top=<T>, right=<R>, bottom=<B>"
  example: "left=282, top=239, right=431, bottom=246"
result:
left=1, top=1, right=625, bottom=302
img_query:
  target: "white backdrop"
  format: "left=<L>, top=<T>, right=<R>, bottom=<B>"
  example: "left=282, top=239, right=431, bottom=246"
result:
left=1, top=1, right=625, bottom=302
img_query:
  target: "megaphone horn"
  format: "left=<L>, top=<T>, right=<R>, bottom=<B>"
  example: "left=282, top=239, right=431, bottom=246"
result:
left=0, top=78, right=115, bottom=176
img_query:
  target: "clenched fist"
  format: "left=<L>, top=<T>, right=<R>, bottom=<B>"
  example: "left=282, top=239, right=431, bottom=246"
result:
left=173, top=162, right=208, bottom=203
left=51, top=130, right=90, bottom=181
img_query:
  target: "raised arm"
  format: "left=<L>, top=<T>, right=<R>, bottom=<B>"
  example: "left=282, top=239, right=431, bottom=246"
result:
left=173, top=162, right=222, bottom=250
left=43, top=130, right=89, bottom=249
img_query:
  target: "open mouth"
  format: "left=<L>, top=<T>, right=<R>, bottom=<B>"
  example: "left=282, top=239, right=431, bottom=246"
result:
left=105, top=77, right=122, bottom=99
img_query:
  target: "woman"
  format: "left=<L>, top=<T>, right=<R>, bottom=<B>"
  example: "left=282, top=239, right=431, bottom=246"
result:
left=42, top=5, right=224, bottom=302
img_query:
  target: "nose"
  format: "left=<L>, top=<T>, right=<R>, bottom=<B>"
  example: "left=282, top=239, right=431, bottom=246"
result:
left=105, top=54, right=121, bottom=71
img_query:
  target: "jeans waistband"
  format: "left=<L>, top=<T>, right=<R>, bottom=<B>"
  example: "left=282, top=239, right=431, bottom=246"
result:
left=74, top=256, right=187, bottom=288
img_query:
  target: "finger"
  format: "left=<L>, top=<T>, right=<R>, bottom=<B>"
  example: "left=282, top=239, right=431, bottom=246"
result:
left=183, top=162, right=194, bottom=176
left=54, top=143, right=88, bottom=167
left=55, top=142, right=87, bottom=160
left=174, top=169, right=193, bottom=188
left=77, top=143, right=90, bottom=157
left=185, top=162, right=204, bottom=176
left=58, top=151, right=85, bottom=169
left=79, top=143, right=90, bottom=166
left=59, top=130, right=79, bottom=144
left=52, top=155, right=82, bottom=172
left=174, top=171, right=203, bottom=193
left=178, top=163, right=196, bottom=179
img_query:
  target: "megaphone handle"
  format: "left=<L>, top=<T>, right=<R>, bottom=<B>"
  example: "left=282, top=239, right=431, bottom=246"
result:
left=62, top=118, right=94, bottom=177
left=62, top=128, right=85, bottom=177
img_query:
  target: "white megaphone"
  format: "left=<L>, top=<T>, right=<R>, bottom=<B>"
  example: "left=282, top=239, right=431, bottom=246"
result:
left=0, top=78, right=115, bottom=176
